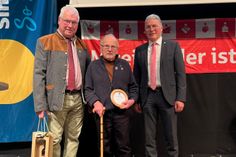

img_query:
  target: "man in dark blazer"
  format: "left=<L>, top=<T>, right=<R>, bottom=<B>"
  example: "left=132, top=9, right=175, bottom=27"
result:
left=133, top=14, right=186, bottom=157
left=85, top=34, right=138, bottom=157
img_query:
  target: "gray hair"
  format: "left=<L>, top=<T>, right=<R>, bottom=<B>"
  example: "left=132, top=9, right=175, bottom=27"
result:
left=59, top=5, right=80, bottom=21
left=145, top=14, right=162, bottom=23
left=100, top=33, right=119, bottom=47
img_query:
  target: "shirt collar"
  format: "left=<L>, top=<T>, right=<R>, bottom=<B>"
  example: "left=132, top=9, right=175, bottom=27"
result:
left=57, top=29, right=77, bottom=42
left=148, top=36, right=162, bottom=46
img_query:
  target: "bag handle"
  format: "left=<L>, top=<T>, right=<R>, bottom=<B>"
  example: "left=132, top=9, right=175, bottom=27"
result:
left=37, top=117, right=49, bottom=132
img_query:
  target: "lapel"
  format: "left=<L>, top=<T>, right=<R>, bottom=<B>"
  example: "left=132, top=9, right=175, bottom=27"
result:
left=160, top=40, right=167, bottom=68
left=142, top=43, right=149, bottom=70
left=77, top=49, right=84, bottom=72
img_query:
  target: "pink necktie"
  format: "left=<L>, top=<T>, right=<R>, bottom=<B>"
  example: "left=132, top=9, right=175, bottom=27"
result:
left=67, top=39, right=75, bottom=91
left=150, top=43, right=157, bottom=90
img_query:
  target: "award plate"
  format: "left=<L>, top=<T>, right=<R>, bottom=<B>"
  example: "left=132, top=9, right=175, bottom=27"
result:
left=110, top=89, right=128, bottom=108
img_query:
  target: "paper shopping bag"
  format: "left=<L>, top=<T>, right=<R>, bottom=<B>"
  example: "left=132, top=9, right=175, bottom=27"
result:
left=31, top=117, right=53, bottom=157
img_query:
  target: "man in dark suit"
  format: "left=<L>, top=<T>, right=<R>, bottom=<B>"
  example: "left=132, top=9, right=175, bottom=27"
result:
left=133, top=14, right=186, bottom=157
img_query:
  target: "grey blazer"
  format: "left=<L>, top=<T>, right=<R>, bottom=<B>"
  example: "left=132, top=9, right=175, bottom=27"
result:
left=133, top=39, right=186, bottom=107
left=33, top=32, right=91, bottom=112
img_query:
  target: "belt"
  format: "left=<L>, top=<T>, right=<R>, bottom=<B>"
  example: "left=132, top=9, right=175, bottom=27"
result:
left=65, top=89, right=81, bottom=95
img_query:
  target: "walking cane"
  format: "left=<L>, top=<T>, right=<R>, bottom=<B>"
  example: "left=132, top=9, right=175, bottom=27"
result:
left=100, top=115, right=104, bottom=157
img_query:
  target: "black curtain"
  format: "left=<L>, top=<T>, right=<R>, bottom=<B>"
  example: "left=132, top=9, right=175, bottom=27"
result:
left=179, top=73, right=236, bottom=156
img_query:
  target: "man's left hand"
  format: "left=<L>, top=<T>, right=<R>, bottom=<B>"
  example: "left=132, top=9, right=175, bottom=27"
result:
left=119, top=99, right=135, bottom=109
left=175, top=101, right=184, bottom=112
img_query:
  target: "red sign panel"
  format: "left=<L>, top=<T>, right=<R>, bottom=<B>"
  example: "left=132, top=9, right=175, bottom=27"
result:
left=81, top=18, right=236, bottom=74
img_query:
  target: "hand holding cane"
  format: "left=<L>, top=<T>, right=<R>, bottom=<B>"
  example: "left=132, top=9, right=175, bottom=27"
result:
left=92, top=102, right=105, bottom=157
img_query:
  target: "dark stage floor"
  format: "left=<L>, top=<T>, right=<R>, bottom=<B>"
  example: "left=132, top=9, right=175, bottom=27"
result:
left=0, top=142, right=31, bottom=157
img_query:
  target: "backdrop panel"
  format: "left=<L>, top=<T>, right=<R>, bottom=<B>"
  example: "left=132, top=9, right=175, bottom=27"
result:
left=80, top=18, right=236, bottom=73
left=0, top=0, right=57, bottom=142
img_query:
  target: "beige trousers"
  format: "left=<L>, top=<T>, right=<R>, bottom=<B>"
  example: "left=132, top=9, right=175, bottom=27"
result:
left=48, top=93, right=83, bottom=157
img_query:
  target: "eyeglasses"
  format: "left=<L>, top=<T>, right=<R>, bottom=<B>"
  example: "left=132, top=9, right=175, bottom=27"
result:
left=145, top=25, right=161, bottom=31
left=61, top=18, right=78, bottom=26
left=101, top=45, right=118, bottom=50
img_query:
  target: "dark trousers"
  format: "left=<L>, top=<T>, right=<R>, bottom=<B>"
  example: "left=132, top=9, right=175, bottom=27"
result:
left=143, top=88, right=178, bottom=157
left=95, top=109, right=132, bottom=157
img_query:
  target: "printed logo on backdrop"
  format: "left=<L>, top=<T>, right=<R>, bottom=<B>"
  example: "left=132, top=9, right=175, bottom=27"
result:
left=81, top=18, right=236, bottom=74
left=216, top=18, right=235, bottom=38
left=176, top=19, right=195, bottom=38
left=119, top=21, right=138, bottom=40
left=162, top=20, right=176, bottom=39
left=81, top=20, right=100, bottom=39
left=101, top=21, right=119, bottom=38
left=196, top=19, right=215, bottom=38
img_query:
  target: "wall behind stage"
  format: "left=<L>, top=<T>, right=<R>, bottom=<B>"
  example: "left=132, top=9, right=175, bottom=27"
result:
left=71, top=3, right=236, bottom=157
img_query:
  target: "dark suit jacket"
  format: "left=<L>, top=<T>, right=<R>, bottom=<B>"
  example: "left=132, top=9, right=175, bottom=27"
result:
left=133, top=39, right=186, bottom=107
